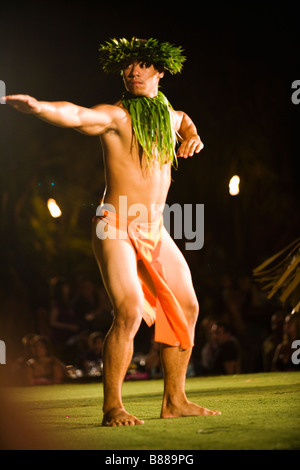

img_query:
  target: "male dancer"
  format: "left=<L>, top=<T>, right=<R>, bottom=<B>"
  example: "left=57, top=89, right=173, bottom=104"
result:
left=5, top=38, right=221, bottom=426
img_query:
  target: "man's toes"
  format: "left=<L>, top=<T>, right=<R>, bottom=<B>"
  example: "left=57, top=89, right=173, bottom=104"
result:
left=135, top=418, right=144, bottom=425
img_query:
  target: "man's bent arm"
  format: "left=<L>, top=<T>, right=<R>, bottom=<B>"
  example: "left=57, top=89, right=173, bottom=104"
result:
left=4, top=94, right=116, bottom=135
left=175, top=111, right=204, bottom=158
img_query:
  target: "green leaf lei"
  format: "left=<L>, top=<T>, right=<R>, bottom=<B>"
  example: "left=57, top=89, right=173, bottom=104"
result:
left=121, top=91, right=178, bottom=168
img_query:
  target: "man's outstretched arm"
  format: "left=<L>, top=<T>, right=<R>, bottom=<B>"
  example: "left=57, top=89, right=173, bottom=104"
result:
left=174, top=110, right=204, bottom=158
left=4, top=94, right=119, bottom=135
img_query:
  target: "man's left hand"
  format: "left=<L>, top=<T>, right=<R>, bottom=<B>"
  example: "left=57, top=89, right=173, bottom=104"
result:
left=177, top=137, right=204, bottom=158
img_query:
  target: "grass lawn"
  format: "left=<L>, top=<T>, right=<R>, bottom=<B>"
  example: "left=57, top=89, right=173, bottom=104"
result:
left=2, top=371, right=300, bottom=450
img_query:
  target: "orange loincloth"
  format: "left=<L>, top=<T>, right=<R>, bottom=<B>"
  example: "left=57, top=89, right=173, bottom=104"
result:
left=95, top=208, right=193, bottom=349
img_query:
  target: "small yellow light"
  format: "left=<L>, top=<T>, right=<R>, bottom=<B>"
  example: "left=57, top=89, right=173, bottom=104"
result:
left=229, top=175, right=240, bottom=196
left=47, top=198, right=62, bottom=218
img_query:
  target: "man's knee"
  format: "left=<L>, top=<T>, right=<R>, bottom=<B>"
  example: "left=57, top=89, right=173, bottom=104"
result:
left=114, top=294, right=144, bottom=338
left=185, top=296, right=199, bottom=327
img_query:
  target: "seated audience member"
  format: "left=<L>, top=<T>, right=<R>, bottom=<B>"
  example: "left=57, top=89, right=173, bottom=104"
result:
left=272, top=313, right=300, bottom=372
left=211, top=322, right=241, bottom=375
left=49, top=277, right=80, bottom=362
left=26, top=335, right=66, bottom=385
left=72, top=277, right=101, bottom=331
left=262, top=310, right=286, bottom=371
left=145, top=336, right=162, bottom=379
left=82, top=331, right=104, bottom=375
left=10, top=333, right=36, bottom=385
left=200, top=318, right=219, bottom=373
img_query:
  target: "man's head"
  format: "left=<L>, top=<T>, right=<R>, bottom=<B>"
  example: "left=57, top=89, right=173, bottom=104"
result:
left=98, top=37, right=186, bottom=75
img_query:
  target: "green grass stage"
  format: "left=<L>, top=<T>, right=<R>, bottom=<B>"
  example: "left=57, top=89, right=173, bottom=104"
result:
left=3, top=372, right=300, bottom=450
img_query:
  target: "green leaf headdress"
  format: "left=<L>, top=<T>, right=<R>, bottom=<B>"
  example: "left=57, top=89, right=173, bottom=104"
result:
left=98, top=37, right=186, bottom=75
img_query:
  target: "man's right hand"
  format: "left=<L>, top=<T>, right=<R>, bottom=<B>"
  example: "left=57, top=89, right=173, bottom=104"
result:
left=4, top=94, right=41, bottom=114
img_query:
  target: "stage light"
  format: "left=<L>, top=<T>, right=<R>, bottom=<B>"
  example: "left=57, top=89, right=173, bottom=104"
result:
left=47, top=198, right=62, bottom=218
left=229, top=175, right=240, bottom=196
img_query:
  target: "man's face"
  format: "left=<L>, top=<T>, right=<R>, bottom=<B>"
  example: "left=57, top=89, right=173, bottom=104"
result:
left=122, top=60, right=164, bottom=98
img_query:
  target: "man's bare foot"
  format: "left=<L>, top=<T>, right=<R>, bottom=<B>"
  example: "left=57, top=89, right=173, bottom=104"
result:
left=161, top=399, right=221, bottom=419
left=102, top=407, right=144, bottom=427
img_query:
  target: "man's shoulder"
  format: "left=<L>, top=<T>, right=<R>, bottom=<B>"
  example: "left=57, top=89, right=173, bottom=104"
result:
left=91, top=102, right=130, bottom=132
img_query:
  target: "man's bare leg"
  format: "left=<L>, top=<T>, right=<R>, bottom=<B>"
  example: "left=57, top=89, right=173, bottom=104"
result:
left=158, top=229, right=221, bottom=418
left=92, top=219, right=145, bottom=426
left=102, top=318, right=144, bottom=426
left=160, top=344, right=221, bottom=418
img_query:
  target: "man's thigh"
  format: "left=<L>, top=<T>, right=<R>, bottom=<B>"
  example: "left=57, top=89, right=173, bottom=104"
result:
left=159, top=226, right=198, bottom=309
left=92, top=218, right=143, bottom=311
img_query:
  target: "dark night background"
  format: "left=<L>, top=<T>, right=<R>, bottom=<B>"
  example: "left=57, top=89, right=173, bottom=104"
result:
left=0, top=0, right=299, bottom=360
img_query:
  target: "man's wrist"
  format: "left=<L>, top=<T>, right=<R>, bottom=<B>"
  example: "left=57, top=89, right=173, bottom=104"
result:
left=189, top=134, right=201, bottom=141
